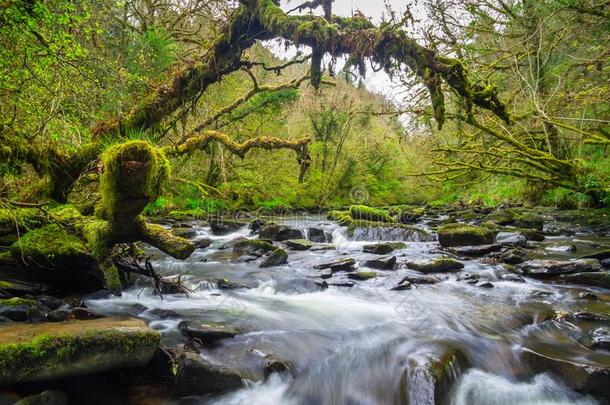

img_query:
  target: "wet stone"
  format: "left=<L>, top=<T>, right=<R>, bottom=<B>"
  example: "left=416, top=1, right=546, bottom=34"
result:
left=178, top=321, right=238, bottom=344
left=172, top=228, right=197, bottom=239
left=284, top=239, right=315, bottom=251
left=452, top=244, right=502, bottom=257
left=194, top=238, right=212, bottom=249
left=145, top=308, right=181, bottom=319
left=517, top=259, right=601, bottom=278
left=476, top=280, right=494, bottom=288
left=364, top=255, right=396, bottom=270
left=46, top=309, right=70, bottom=322
left=314, top=258, right=357, bottom=272
left=328, top=281, right=355, bottom=288
left=363, top=242, right=407, bottom=255
left=307, top=227, right=329, bottom=243
left=348, top=272, right=378, bottom=281
left=260, top=248, right=288, bottom=268
left=173, top=351, right=243, bottom=397
left=496, top=232, right=527, bottom=248
left=592, top=328, right=610, bottom=351
left=399, top=275, right=439, bottom=285
left=210, top=220, right=247, bottom=235
left=406, top=258, right=464, bottom=273
left=317, top=269, right=333, bottom=279
left=259, top=224, right=304, bottom=241
left=578, top=291, right=599, bottom=300
left=391, top=281, right=412, bottom=291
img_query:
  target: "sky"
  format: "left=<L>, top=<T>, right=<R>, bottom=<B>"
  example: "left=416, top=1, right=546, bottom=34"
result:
left=267, top=0, right=417, bottom=108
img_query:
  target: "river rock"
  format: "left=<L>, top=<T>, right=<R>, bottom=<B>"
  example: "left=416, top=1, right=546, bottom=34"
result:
left=348, top=271, right=378, bottom=280
left=173, top=351, right=243, bottom=397
left=284, top=239, right=315, bottom=251
left=0, top=317, right=160, bottom=385
left=308, top=227, right=329, bottom=243
left=46, top=309, right=70, bottom=322
left=178, top=321, right=238, bottom=344
left=194, top=238, right=212, bottom=249
left=501, top=273, right=525, bottom=282
left=406, top=258, right=464, bottom=273
left=399, top=275, right=439, bottom=285
left=210, top=219, right=247, bottom=235
left=259, top=224, right=304, bottom=241
left=498, top=248, right=529, bottom=264
left=260, top=248, right=288, bottom=268
left=545, top=244, right=577, bottom=253
left=364, top=255, right=396, bottom=270
left=496, top=232, right=527, bottom=248
left=314, top=258, right=357, bottom=272
left=519, top=229, right=545, bottom=242
left=452, top=244, right=502, bottom=257
left=363, top=242, right=407, bottom=255
left=249, top=219, right=267, bottom=233
left=218, top=237, right=247, bottom=250
left=517, top=259, right=601, bottom=278
left=15, top=391, right=68, bottom=405
left=513, top=213, right=544, bottom=231
left=233, top=239, right=275, bottom=257
left=522, top=347, right=610, bottom=399
left=476, top=280, right=494, bottom=288
left=328, top=281, right=355, bottom=288
left=592, top=328, right=610, bottom=351
left=347, top=221, right=432, bottom=242
left=391, top=281, right=412, bottom=291
left=172, top=228, right=197, bottom=239
left=602, top=258, right=610, bottom=268
left=437, top=224, right=495, bottom=247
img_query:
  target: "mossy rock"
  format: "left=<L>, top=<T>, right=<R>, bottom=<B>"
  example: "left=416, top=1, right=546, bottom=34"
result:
left=348, top=271, right=378, bottom=280
left=233, top=239, right=275, bottom=256
left=437, top=223, right=496, bottom=247
left=406, top=258, right=464, bottom=273
left=327, top=211, right=353, bottom=226
left=0, top=297, right=37, bottom=307
left=10, top=224, right=95, bottom=271
left=349, top=205, right=394, bottom=223
left=0, top=317, right=160, bottom=385
left=260, top=248, right=288, bottom=268
left=485, top=209, right=517, bottom=226
left=0, top=208, right=46, bottom=237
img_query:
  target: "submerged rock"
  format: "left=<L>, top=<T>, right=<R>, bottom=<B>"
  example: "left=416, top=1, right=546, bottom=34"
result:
left=364, top=255, right=396, bottom=270
left=406, top=258, right=464, bottom=273
left=391, top=281, right=412, bottom=291
left=498, top=248, right=529, bottom=265
left=517, top=259, right=601, bottom=278
left=437, top=224, right=495, bottom=247
left=259, top=248, right=288, bottom=268
left=172, top=228, right=197, bottom=239
left=178, top=321, right=238, bottom=345
left=363, top=242, right=407, bottom=255
left=398, top=275, right=439, bottom=285
left=173, top=351, right=243, bottom=397
left=194, top=238, right=212, bottom=249
left=0, top=317, right=159, bottom=385
left=259, top=224, right=304, bottom=241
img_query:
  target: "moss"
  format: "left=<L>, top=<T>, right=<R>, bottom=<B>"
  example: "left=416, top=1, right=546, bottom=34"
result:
left=0, top=207, right=46, bottom=236
left=103, top=264, right=122, bottom=293
left=0, top=281, right=15, bottom=289
left=140, top=223, right=195, bottom=260
left=0, top=297, right=36, bottom=307
left=48, top=205, right=83, bottom=223
left=349, top=205, right=394, bottom=223
left=327, top=210, right=354, bottom=226
left=97, top=141, right=170, bottom=223
left=0, top=327, right=160, bottom=379
left=437, top=223, right=496, bottom=247
left=233, top=239, right=275, bottom=255
left=10, top=224, right=94, bottom=270
left=350, top=271, right=378, bottom=280
left=167, top=209, right=206, bottom=221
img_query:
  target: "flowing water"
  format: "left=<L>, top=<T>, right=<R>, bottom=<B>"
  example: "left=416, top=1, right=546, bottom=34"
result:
left=86, top=215, right=610, bottom=405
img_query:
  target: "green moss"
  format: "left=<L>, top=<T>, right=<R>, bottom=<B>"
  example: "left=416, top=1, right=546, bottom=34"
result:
left=103, top=264, right=122, bottom=292
left=10, top=224, right=94, bottom=270
left=327, top=210, right=354, bottom=226
left=0, top=281, right=15, bottom=289
left=0, top=297, right=36, bottom=307
left=48, top=205, right=82, bottom=223
left=0, top=208, right=45, bottom=236
left=233, top=239, right=275, bottom=254
left=437, top=223, right=496, bottom=247
left=167, top=209, right=206, bottom=221
left=97, top=141, right=170, bottom=222
left=349, top=205, right=394, bottom=223
left=0, top=329, right=159, bottom=374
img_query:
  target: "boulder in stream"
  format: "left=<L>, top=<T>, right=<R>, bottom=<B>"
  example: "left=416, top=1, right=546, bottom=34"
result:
left=259, top=224, right=304, bottom=241
left=363, top=242, right=407, bottom=255
left=348, top=271, right=378, bottom=280
left=308, top=227, right=331, bottom=243
left=437, top=224, right=495, bottom=247
left=173, top=351, right=243, bottom=397
left=406, top=258, right=464, bottom=273
left=178, top=321, right=239, bottom=345
left=562, top=272, right=610, bottom=289
left=496, top=232, right=527, bottom=248
left=284, top=239, right=315, bottom=251
left=210, top=219, right=247, bottom=235
left=259, top=248, right=288, bottom=268
left=172, top=227, right=197, bottom=239
left=0, top=317, right=160, bottom=385
left=347, top=221, right=432, bottom=242
left=452, top=244, right=502, bottom=257
left=314, top=258, right=357, bottom=272
left=517, top=259, right=601, bottom=278
left=364, top=255, right=397, bottom=270
left=232, top=239, right=275, bottom=257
